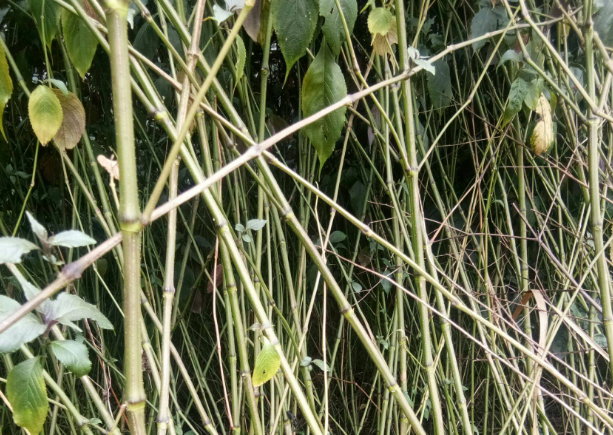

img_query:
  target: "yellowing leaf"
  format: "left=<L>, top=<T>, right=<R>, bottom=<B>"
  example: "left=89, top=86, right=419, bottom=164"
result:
left=531, top=94, right=554, bottom=155
left=0, top=39, right=13, bottom=141
left=252, top=338, right=281, bottom=387
left=7, top=358, right=49, bottom=435
left=29, top=86, right=63, bottom=145
left=52, top=89, right=85, bottom=150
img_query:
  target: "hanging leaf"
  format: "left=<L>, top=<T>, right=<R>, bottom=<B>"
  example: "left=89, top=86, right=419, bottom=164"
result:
left=302, top=43, right=347, bottom=169
left=62, top=9, right=98, bottom=78
left=272, top=0, right=318, bottom=75
left=246, top=219, right=267, bottom=231
left=252, top=337, right=281, bottom=387
left=0, top=296, right=47, bottom=354
left=502, top=77, right=528, bottom=126
left=311, top=358, right=330, bottom=372
left=523, top=79, right=544, bottom=110
left=594, top=0, right=613, bottom=47
left=368, top=7, right=393, bottom=36
left=213, top=4, right=234, bottom=22
left=426, top=59, right=453, bottom=109
left=0, top=237, right=39, bottom=264
left=27, top=0, right=60, bottom=47
left=47, top=292, right=113, bottom=331
left=52, top=90, right=86, bottom=150
left=50, top=340, right=92, bottom=377
left=48, top=230, right=96, bottom=247
left=243, top=0, right=262, bottom=43
left=0, top=38, right=12, bottom=141
left=235, top=35, right=246, bottom=82
left=470, top=7, right=498, bottom=51
left=26, top=211, right=48, bottom=242
left=29, top=86, right=63, bottom=145
left=7, top=358, right=49, bottom=435
left=320, top=0, right=358, bottom=55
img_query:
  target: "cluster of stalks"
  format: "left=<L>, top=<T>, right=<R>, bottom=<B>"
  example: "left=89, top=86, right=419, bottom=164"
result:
left=2, top=0, right=613, bottom=434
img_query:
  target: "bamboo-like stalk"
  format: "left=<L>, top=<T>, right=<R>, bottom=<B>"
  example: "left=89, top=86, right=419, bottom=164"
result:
left=583, top=0, right=613, bottom=374
left=104, top=0, right=146, bottom=433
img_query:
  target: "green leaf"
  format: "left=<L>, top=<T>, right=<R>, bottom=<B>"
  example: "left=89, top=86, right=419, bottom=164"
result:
left=523, top=79, right=544, bottom=110
left=470, top=7, right=497, bottom=51
left=413, top=57, right=435, bottom=75
left=426, top=59, right=453, bottom=109
left=26, top=211, right=48, bottom=242
left=246, top=219, right=267, bottom=231
left=497, top=49, right=522, bottom=69
left=47, top=292, right=113, bottom=331
left=0, top=38, right=13, bottom=141
left=50, top=340, right=92, bottom=377
left=0, top=296, right=47, bottom=354
left=319, top=0, right=357, bottom=55
left=27, top=0, right=60, bottom=47
left=502, top=77, right=529, bottom=126
left=235, top=35, right=246, bottom=82
left=368, top=7, right=393, bottom=36
left=29, top=85, right=63, bottom=145
left=51, top=90, right=86, bottom=150
left=7, top=358, right=48, bottom=435
left=272, top=0, right=318, bottom=74
left=252, top=338, right=281, bottom=387
left=48, top=230, right=96, bottom=247
left=213, top=4, right=234, bottom=22
left=302, top=43, right=347, bottom=169
left=311, top=358, right=330, bottom=372
left=0, top=237, right=39, bottom=264
left=594, top=0, right=613, bottom=47
left=329, top=231, right=347, bottom=243
left=62, top=9, right=98, bottom=78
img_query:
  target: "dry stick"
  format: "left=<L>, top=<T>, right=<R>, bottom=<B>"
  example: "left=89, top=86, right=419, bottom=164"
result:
left=157, top=1, right=207, bottom=434
left=263, top=150, right=613, bottom=428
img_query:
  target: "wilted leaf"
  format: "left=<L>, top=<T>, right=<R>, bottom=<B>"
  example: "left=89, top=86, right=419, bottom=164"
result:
left=0, top=296, right=47, bottom=354
left=252, top=337, right=281, bottom=386
left=29, top=86, right=63, bottom=145
left=47, top=292, right=113, bottom=330
left=426, top=59, right=453, bottom=109
left=50, top=340, right=92, bottom=377
left=48, top=230, right=96, bottom=247
left=7, top=358, right=49, bottom=435
left=243, top=0, right=262, bottom=42
left=531, top=94, right=554, bottom=155
left=320, top=0, right=358, bottom=55
left=272, top=0, right=318, bottom=75
left=0, top=38, right=12, bottom=141
left=302, top=43, right=347, bottom=169
left=97, top=155, right=119, bottom=180
left=368, top=7, right=393, bottom=36
left=52, top=90, right=86, bottom=150
left=27, top=0, right=60, bottom=47
left=0, top=237, right=39, bottom=264
left=62, top=9, right=98, bottom=78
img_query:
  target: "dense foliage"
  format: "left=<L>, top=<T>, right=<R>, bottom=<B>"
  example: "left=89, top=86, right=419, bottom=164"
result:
left=1, top=0, right=613, bottom=434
